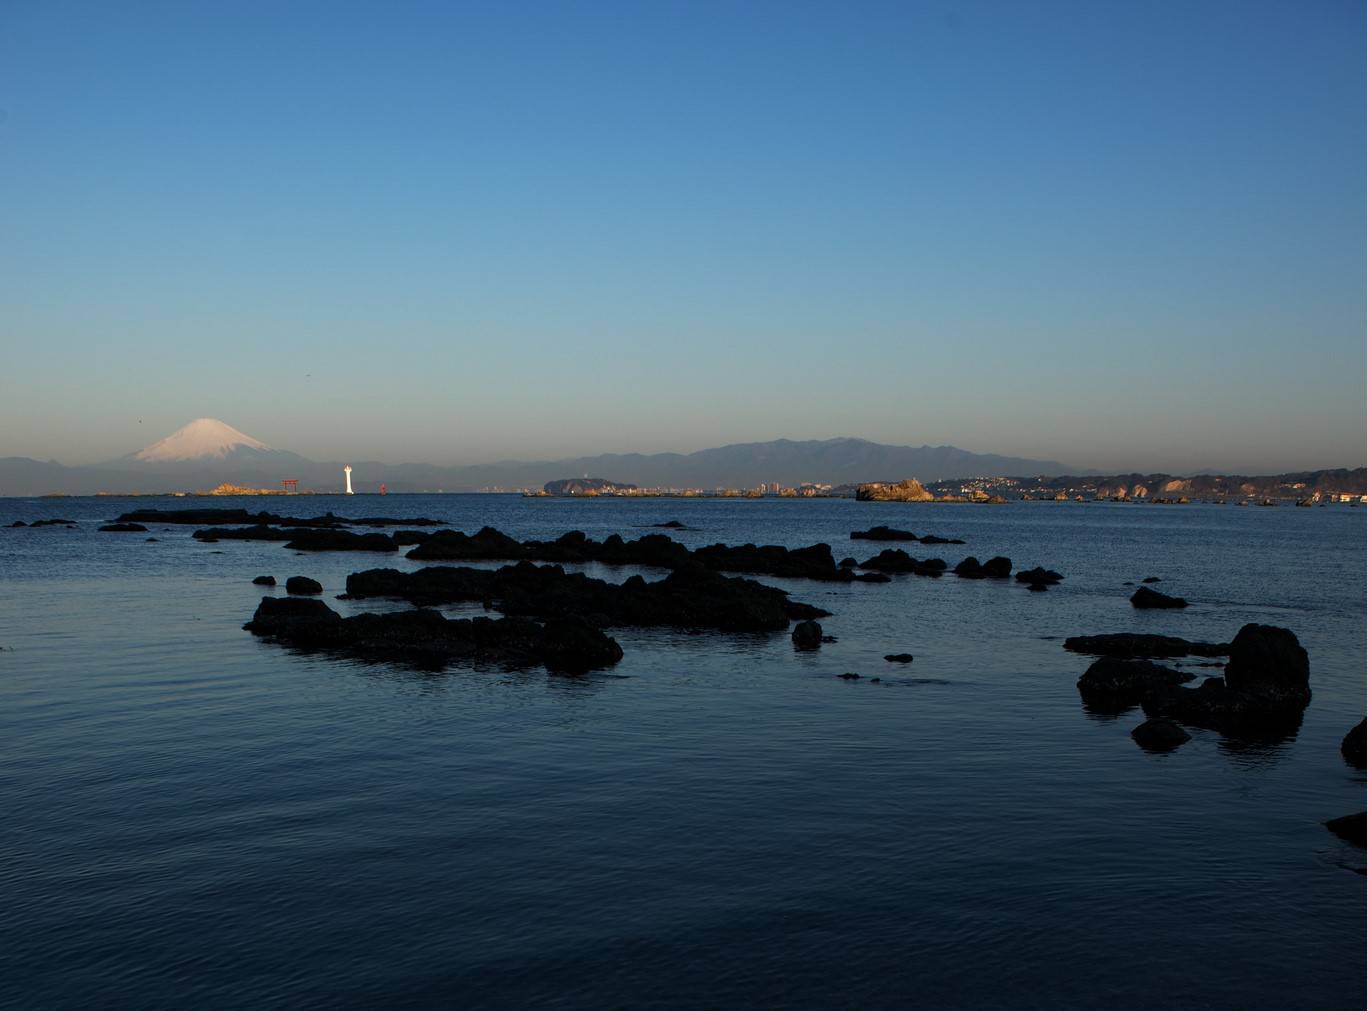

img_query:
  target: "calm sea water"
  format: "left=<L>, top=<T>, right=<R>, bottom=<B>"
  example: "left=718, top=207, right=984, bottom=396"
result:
left=2, top=495, right=1365, bottom=1009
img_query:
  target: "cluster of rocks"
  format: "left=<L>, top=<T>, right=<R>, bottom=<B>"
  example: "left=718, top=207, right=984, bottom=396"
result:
left=1071, top=624, right=1311, bottom=744
left=850, top=525, right=964, bottom=545
left=1016, top=567, right=1064, bottom=591
left=117, top=508, right=445, bottom=528
left=10, top=518, right=77, bottom=528
left=952, top=556, right=1013, bottom=579
left=244, top=596, right=623, bottom=673
left=343, top=561, right=828, bottom=633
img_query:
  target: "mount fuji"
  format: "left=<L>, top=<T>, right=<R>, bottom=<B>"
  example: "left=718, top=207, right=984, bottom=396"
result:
left=129, top=418, right=273, bottom=463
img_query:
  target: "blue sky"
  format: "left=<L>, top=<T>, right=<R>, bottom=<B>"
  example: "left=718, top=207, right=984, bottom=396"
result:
left=2, top=0, right=1364, bottom=472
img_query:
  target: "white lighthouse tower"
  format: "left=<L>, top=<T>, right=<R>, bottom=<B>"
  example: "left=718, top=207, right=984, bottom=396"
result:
left=344, top=465, right=354, bottom=495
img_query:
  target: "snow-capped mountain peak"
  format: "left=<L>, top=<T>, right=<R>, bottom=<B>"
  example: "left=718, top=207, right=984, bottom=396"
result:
left=133, top=418, right=271, bottom=462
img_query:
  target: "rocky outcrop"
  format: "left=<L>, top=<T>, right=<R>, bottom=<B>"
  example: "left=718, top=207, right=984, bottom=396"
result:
left=1131, top=718, right=1191, bottom=752
left=283, top=529, right=398, bottom=553
left=120, top=508, right=444, bottom=527
left=856, top=479, right=934, bottom=502
left=1131, top=586, right=1188, bottom=609
left=858, top=549, right=945, bottom=577
left=98, top=522, right=148, bottom=532
left=244, top=596, right=622, bottom=673
left=1325, top=812, right=1367, bottom=849
left=953, top=556, right=1011, bottom=580
left=1141, top=625, right=1310, bottom=737
left=1077, top=657, right=1195, bottom=712
left=285, top=576, right=322, bottom=595
left=1063, top=634, right=1230, bottom=658
left=1342, top=718, right=1367, bottom=769
left=791, top=620, right=823, bottom=650
left=1016, top=567, right=1063, bottom=589
left=542, top=477, right=636, bottom=496
left=344, top=561, right=829, bottom=633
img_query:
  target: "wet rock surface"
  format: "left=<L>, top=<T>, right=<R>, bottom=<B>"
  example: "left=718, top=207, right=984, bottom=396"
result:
left=344, top=561, right=829, bottom=633
left=244, top=596, right=622, bottom=673
left=1131, top=586, right=1189, bottom=609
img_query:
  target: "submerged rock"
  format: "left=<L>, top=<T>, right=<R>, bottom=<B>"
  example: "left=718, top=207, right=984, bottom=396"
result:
left=244, top=596, right=622, bottom=673
left=1131, top=586, right=1188, bottom=609
left=792, top=620, right=823, bottom=650
left=1325, top=812, right=1367, bottom=849
left=1142, top=576, right=1162, bottom=583
left=1131, top=717, right=1191, bottom=752
left=98, top=522, right=148, bottom=532
left=29, top=518, right=77, bottom=527
left=286, top=576, right=323, bottom=595
left=1342, top=718, right=1367, bottom=769
left=838, top=672, right=861, bottom=680
left=884, top=653, right=914, bottom=663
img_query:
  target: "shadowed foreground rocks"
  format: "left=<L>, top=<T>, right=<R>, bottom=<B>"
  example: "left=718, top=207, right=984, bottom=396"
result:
left=1077, top=658, right=1195, bottom=714
left=244, top=596, right=622, bottom=673
left=1141, top=625, right=1311, bottom=738
left=344, top=561, right=829, bottom=632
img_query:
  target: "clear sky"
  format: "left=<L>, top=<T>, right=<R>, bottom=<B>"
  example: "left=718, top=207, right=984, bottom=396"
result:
left=2, top=0, right=1364, bottom=473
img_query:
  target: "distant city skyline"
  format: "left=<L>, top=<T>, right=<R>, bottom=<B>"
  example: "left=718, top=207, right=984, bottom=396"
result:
left=2, top=1, right=1365, bottom=473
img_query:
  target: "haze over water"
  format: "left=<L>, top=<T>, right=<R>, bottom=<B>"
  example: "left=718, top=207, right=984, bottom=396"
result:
left=3, top=495, right=1366, bottom=1008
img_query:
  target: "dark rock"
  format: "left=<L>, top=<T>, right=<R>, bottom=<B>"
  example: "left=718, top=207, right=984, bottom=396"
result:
left=838, top=672, right=861, bottom=680
left=29, top=518, right=77, bottom=527
left=1027, top=583, right=1048, bottom=592
left=1064, top=634, right=1230, bottom=658
left=981, top=556, right=1012, bottom=579
left=145, top=538, right=158, bottom=542
left=792, top=620, right=824, bottom=650
left=1326, top=812, right=1367, bottom=849
left=9, top=521, right=26, bottom=527
left=1077, top=657, right=1195, bottom=712
left=851, top=525, right=917, bottom=541
left=859, top=549, right=944, bottom=577
left=1142, top=576, right=1162, bottom=583
left=1016, top=566, right=1063, bottom=586
left=838, top=557, right=858, bottom=568
left=918, top=534, right=965, bottom=545
left=286, top=576, right=323, bottom=595
left=884, top=653, right=914, bottom=663
left=953, top=556, right=985, bottom=579
left=1342, top=718, right=1367, bottom=769
left=244, top=596, right=622, bottom=673
left=1143, top=674, right=1308, bottom=739
left=98, top=522, right=148, bottom=532
left=283, top=529, right=398, bottom=553
left=1223, top=624, right=1310, bottom=705
left=393, top=530, right=431, bottom=546
left=1131, top=717, right=1191, bottom=751
left=654, top=520, right=688, bottom=529
left=345, top=561, right=829, bottom=633
left=252, top=575, right=277, bottom=586
left=870, top=677, right=881, bottom=683
left=194, top=525, right=296, bottom=542
left=1131, top=586, right=1188, bottom=609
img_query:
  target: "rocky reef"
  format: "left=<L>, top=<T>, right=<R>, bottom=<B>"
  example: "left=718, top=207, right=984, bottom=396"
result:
left=343, top=561, right=829, bottom=633
left=244, top=596, right=622, bottom=673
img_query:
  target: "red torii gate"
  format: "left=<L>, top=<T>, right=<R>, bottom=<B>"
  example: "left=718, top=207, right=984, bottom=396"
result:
left=281, top=479, right=299, bottom=493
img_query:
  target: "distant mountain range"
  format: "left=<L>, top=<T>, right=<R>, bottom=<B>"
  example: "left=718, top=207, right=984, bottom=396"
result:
left=0, top=419, right=1082, bottom=495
